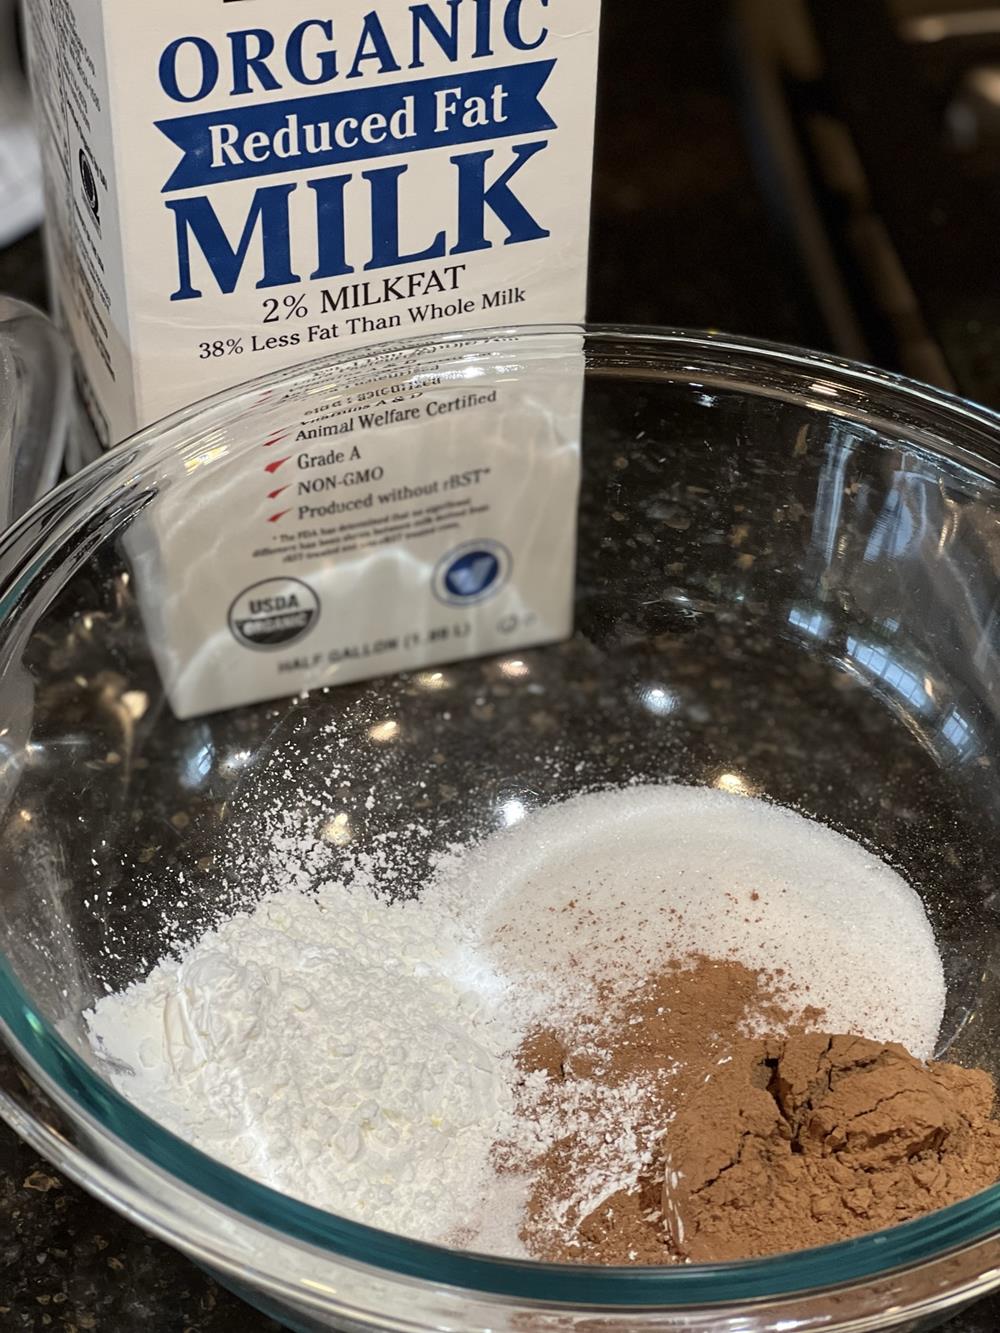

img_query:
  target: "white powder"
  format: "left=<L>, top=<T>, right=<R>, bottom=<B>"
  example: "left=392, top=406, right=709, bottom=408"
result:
left=508, top=1063, right=678, bottom=1248
left=86, top=785, right=946, bottom=1253
left=467, top=786, right=946, bottom=1058
left=87, top=881, right=521, bottom=1245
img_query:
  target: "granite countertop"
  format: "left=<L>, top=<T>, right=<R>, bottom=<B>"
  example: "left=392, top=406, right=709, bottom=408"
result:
left=2, top=2, right=999, bottom=1329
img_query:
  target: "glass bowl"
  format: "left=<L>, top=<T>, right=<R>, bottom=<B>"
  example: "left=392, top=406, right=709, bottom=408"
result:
left=3, top=326, right=1000, bottom=1333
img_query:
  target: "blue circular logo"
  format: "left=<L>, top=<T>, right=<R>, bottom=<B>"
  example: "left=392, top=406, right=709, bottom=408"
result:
left=434, top=541, right=511, bottom=606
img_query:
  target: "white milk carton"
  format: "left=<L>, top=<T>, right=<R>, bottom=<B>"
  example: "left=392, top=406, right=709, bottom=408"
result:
left=126, top=331, right=586, bottom=717
left=23, top=0, right=600, bottom=442
left=22, top=2, right=600, bottom=717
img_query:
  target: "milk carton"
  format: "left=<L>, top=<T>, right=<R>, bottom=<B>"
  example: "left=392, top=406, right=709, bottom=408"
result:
left=22, top=2, right=600, bottom=716
left=23, top=0, right=600, bottom=442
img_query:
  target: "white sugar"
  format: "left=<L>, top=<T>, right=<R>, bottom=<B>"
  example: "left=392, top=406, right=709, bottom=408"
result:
left=434, top=785, right=945, bottom=1060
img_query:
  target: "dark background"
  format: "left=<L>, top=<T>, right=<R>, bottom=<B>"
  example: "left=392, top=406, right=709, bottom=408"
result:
left=2, top=1, right=1000, bottom=1329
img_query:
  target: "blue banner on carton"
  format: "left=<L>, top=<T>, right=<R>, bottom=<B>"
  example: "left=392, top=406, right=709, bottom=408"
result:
left=157, top=61, right=556, bottom=192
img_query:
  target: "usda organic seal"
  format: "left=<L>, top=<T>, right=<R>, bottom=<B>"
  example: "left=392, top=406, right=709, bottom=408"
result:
left=229, top=578, right=320, bottom=650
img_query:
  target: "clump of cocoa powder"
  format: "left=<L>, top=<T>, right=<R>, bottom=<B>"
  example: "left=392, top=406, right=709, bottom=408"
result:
left=506, top=956, right=820, bottom=1263
left=508, top=960, right=1000, bottom=1265
left=663, top=1032, right=1000, bottom=1261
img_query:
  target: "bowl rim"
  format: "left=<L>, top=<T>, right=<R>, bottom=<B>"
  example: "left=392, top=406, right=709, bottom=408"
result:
left=4, top=321, right=1000, bottom=1311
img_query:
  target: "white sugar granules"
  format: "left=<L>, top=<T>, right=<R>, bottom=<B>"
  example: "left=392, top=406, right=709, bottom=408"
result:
left=464, top=786, right=946, bottom=1059
left=85, top=784, right=946, bottom=1254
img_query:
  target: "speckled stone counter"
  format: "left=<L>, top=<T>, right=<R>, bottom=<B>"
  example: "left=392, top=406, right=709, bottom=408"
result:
left=2, top=3, right=1000, bottom=1330
left=0, top=1119, right=282, bottom=1331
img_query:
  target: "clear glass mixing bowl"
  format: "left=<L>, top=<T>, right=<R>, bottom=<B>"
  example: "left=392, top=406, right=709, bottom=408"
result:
left=2, top=327, right=1000, bottom=1333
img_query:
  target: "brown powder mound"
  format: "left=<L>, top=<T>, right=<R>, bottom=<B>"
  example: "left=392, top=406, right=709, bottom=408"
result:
left=510, top=957, right=820, bottom=1263
left=663, top=1033, right=1000, bottom=1262
left=510, top=961, right=1000, bottom=1265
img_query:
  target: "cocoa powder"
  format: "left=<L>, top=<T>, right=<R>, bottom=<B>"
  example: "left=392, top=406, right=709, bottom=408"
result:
left=664, top=1032, right=1000, bottom=1261
left=510, top=956, right=818, bottom=1262
left=509, top=959, right=1000, bottom=1264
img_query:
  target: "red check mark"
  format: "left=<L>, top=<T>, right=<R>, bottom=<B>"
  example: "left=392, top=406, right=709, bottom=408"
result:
left=267, top=485, right=290, bottom=500
left=262, top=432, right=289, bottom=448
left=268, top=509, right=292, bottom=524
left=264, top=456, right=291, bottom=475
